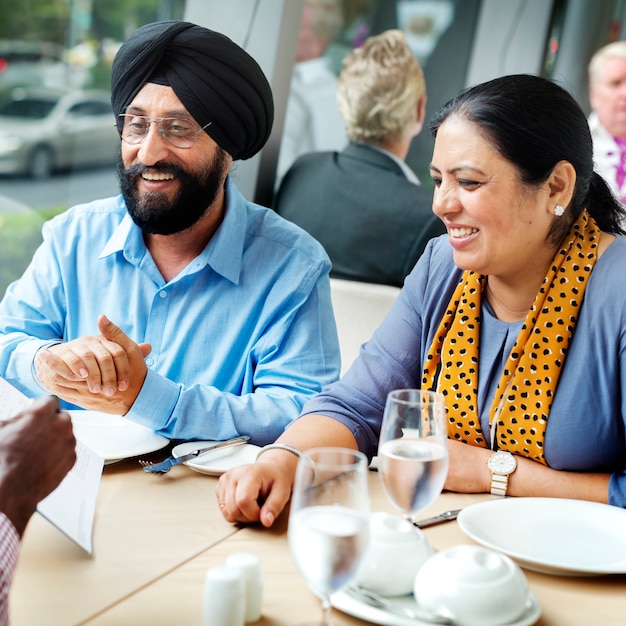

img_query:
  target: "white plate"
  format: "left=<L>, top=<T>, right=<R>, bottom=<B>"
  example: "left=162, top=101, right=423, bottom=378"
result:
left=331, top=589, right=541, bottom=626
left=172, top=441, right=261, bottom=475
left=69, top=410, right=169, bottom=464
left=458, top=497, right=626, bottom=576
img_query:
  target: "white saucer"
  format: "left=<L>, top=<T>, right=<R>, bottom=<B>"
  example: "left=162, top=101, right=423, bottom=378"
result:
left=331, top=588, right=541, bottom=626
left=172, top=441, right=261, bottom=475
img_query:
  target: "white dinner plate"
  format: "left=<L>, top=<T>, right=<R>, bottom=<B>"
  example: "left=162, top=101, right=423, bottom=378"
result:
left=331, top=589, right=541, bottom=626
left=69, top=410, right=169, bottom=464
left=171, top=441, right=261, bottom=475
left=457, top=497, right=626, bottom=576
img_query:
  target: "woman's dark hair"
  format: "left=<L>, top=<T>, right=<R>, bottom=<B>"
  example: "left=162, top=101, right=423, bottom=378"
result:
left=429, top=74, right=626, bottom=240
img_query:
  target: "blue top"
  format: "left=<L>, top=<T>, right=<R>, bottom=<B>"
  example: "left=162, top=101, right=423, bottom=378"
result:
left=301, top=235, right=626, bottom=507
left=0, top=177, right=340, bottom=444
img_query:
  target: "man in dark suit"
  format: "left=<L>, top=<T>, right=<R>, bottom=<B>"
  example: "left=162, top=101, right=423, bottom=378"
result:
left=274, top=29, right=445, bottom=287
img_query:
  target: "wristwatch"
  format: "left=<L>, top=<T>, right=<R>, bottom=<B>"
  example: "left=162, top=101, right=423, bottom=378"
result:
left=487, top=450, right=517, bottom=496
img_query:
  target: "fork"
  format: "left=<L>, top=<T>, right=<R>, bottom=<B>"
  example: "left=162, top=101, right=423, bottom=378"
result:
left=140, top=436, right=250, bottom=473
left=138, top=459, right=160, bottom=469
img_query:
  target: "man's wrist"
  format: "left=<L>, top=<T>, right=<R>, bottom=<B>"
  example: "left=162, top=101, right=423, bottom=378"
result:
left=31, top=341, right=63, bottom=392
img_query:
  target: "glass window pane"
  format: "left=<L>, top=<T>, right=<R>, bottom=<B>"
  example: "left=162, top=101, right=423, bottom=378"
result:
left=0, top=0, right=184, bottom=297
left=273, top=0, right=481, bottom=193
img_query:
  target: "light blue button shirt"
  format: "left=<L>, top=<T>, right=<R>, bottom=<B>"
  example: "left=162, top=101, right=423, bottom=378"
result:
left=0, top=177, right=340, bottom=444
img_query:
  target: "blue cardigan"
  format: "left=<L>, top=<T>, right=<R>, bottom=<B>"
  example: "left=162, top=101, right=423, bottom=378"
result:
left=301, top=234, right=626, bottom=507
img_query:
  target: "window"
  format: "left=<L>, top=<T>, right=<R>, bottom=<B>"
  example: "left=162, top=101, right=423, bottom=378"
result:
left=0, top=1, right=184, bottom=297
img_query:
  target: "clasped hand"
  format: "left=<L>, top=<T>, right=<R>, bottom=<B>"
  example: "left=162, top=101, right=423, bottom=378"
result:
left=35, top=314, right=151, bottom=414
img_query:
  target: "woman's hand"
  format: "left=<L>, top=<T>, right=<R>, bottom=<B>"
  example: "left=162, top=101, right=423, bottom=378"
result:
left=216, top=457, right=297, bottom=527
left=215, top=416, right=360, bottom=527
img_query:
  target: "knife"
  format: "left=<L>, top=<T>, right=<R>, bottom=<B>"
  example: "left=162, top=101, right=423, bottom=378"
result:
left=142, top=435, right=250, bottom=473
left=413, top=509, right=461, bottom=529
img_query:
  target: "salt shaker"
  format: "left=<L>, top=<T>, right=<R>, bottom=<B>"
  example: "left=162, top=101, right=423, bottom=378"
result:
left=203, top=565, right=246, bottom=626
left=225, top=553, right=263, bottom=623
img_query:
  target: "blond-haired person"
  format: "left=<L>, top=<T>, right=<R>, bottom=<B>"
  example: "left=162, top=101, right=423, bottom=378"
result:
left=588, top=40, right=626, bottom=205
left=274, top=29, right=445, bottom=287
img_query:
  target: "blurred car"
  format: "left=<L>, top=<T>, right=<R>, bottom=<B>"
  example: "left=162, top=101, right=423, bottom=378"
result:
left=0, top=39, right=75, bottom=90
left=0, top=87, right=120, bottom=179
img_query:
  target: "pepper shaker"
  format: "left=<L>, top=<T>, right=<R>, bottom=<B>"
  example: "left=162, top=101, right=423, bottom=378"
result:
left=203, top=565, right=246, bottom=626
left=225, top=553, right=263, bottom=623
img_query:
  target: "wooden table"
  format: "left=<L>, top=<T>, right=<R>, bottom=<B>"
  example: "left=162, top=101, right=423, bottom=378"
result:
left=10, top=459, right=626, bottom=625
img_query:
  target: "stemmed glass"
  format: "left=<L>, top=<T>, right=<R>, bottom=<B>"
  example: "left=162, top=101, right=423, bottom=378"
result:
left=378, top=389, right=448, bottom=525
left=288, top=447, right=371, bottom=626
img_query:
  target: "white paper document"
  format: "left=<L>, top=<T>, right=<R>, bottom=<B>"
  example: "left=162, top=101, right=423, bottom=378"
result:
left=0, top=377, right=104, bottom=553
left=0, top=377, right=29, bottom=417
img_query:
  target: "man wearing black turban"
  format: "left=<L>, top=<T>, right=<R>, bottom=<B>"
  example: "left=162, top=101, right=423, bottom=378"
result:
left=110, top=20, right=275, bottom=237
left=0, top=21, right=340, bottom=446
left=111, top=20, right=274, bottom=161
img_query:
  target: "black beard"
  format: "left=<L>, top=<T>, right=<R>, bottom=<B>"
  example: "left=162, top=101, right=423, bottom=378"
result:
left=116, top=149, right=229, bottom=235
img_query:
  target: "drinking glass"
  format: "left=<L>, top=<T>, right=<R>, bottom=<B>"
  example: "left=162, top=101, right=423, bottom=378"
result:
left=288, top=447, right=371, bottom=626
left=378, top=389, right=448, bottom=523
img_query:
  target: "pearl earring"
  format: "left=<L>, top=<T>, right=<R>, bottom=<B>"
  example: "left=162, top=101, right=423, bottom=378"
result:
left=554, top=204, right=565, bottom=216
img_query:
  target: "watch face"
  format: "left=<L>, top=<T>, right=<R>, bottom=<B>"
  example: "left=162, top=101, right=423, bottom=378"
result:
left=488, top=451, right=517, bottom=474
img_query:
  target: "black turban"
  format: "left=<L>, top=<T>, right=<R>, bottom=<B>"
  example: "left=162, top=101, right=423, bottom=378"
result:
left=111, top=20, right=274, bottom=161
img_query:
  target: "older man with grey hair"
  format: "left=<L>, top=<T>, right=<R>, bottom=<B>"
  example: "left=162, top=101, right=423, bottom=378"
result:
left=588, top=40, right=626, bottom=206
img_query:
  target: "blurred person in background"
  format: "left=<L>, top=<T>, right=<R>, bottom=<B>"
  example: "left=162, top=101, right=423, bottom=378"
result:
left=588, top=40, right=626, bottom=207
left=274, top=29, right=445, bottom=287
left=275, top=0, right=347, bottom=186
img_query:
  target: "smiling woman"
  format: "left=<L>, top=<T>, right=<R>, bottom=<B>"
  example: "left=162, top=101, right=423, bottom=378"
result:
left=428, top=113, right=563, bottom=293
left=216, top=73, right=626, bottom=530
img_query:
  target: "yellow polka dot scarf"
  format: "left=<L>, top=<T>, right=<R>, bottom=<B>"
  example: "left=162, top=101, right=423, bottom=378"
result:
left=421, top=210, right=599, bottom=464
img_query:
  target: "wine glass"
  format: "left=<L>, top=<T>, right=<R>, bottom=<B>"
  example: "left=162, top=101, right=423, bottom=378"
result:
left=288, top=447, right=371, bottom=626
left=378, top=389, right=448, bottom=524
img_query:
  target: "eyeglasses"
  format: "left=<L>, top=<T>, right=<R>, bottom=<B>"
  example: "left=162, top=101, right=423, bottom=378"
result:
left=117, top=114, right=212, bottom=149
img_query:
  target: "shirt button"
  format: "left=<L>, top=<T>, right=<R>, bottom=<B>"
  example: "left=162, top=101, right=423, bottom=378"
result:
left=145, top=358, right=154, bottom=366
left=159, top=291, right=167, bottom=299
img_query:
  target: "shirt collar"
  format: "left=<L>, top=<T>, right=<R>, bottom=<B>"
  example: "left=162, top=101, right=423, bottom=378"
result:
left=97, top=177, right=246, bottom=284
left=203, top=177, right=245, bottom=284
left=589, top=111, right=617, bottom=142
left=367, top=143, right=421, bottom=185
left=98, top=207, right=134, bottom=259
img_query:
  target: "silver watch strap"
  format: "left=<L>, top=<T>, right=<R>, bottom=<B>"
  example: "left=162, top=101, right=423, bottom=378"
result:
left=490, top=473, right=509, bottom=496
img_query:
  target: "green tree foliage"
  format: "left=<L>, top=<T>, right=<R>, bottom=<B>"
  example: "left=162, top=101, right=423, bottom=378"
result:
left=0, top=212, right=45, bottom=298
left=92, top=0, right=168, bottom=43
left=0, top=0, right=68, bottom=43
left=0, top=0, right=168, bottom=48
